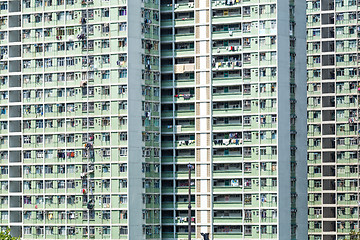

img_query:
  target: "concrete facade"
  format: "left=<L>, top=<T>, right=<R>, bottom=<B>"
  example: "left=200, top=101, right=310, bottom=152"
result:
left=0, top=0, right=307, bottom=239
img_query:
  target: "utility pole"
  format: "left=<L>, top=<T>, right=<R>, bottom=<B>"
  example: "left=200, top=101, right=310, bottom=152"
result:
left=187, top=163, right=193, bottom=240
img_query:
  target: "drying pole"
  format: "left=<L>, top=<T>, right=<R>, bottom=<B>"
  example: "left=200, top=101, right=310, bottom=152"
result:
left=187, top=163, right=193, bottom=240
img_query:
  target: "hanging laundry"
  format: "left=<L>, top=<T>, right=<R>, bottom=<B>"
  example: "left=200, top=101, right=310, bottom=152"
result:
left=231, top=179, right=239, bottom=186
left=183, top=94, right=191, bottom=100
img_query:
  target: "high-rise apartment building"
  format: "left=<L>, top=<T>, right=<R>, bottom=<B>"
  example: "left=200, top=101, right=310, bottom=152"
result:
left=0, top=0, right=307, bottom=239
left=159, top=0, right=307, bottom=239
left=0, top=0, right=161, bottom=239
left=307, top=0, right=360, bottom=239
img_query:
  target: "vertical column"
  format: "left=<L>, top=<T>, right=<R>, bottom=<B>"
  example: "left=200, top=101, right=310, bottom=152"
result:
left=127, top=0, right=150, bottom=239
left=294, top=0, right=308, bottom=238
left=7, top=0, right=22, bottom=237
left=277, top=0, right=292, bottom=236
left=194, top=0, right=211, bottom=238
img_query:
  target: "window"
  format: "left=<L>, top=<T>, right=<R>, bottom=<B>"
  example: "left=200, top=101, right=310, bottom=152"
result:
left=57, top=58, right=64, bottom=67
left=119, top=164, right=127, bottom=173
left=271, top=147, right=277, bottom=155
left=102, top=70, right=110, bottom=79
left=119, top=148, right=127, bottom=156
left=45, top=227, right=53, bottom=235
left=119, top=179, right=127, bottom=188
left=45, top=181, right=53, bottom=189
left=120, top=227, right=128, bottom=235
left=24, top=227, right=32, bottom=235
left=23, top=136, right=31, bottom=144
left=260, top=147, right=266, bottom=155
left=103, top=227, right=110, bottom=235
left=119, top=7, right=127, bottom=16
left=119, top=195, right=127, bottom=205
left=58, top=180, right=65, bottom=189
left=66, top=57, right=74, bottom=66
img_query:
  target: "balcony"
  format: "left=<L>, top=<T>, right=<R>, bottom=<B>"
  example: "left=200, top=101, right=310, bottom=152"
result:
left=213, top=155, right=242, bottom=162
left=213, top=232, right=242, bottom=239
left=213, top=216, right=242, bottom=224
left=213, top=169, right=242, bottom=178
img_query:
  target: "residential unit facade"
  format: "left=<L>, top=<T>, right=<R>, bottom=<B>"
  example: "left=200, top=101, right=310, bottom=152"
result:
left=306, top=0, right=360, bottom=239
left=0, top=0, right=307, bottom=239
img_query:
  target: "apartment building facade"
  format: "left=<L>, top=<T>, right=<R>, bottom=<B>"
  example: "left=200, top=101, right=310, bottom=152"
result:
left=0, top=0, right=162, bottom=239
left=307, top=0, right=360, bottom=239
left=0, top=0, right=307, bottom=239
left=160, top=0, right=306, bottom=239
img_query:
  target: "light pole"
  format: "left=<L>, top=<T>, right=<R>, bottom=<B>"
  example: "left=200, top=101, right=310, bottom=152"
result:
left=187, top=163, right=193, bottom=240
